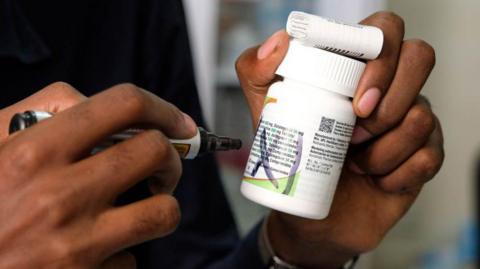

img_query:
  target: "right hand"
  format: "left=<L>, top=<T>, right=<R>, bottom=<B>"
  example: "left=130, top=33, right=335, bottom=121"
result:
left=0, top=82, right=197, bottom=269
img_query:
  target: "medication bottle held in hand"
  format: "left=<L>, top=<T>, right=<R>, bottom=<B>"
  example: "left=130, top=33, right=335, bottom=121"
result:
left=241, top=40, right=366, bottom=219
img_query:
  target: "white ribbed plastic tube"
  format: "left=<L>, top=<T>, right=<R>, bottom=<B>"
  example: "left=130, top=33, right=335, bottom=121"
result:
left=286, top=11, right=384, bottom=60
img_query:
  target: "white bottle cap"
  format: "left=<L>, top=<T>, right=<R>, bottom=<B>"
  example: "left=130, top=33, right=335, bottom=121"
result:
left=287, top=11, right=384, bottom=60
left=276, top=40, right=366, bottom=98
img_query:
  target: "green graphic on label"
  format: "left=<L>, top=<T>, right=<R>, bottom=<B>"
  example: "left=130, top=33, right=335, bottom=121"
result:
left=244, top=117, right=304, bottom=197
left=243, top=172, right=301, bottom=196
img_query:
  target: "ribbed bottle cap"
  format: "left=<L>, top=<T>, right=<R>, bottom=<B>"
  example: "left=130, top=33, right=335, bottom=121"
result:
left=276, top=40, right=366, bottom=97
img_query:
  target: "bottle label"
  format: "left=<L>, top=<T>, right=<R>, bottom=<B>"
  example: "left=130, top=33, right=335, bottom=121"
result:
left=243, top=99, right=355, bottom=202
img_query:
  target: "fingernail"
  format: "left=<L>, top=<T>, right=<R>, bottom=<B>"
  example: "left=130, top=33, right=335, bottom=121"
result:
left=357, top=88, right=382, bottom=117
left=182, top=112, right=197, bottom=135
left=348, top=161, right=366, bottom=175
left=350, top=126, right=372, bottom=144
left=257, top=30, right=283, bottom=60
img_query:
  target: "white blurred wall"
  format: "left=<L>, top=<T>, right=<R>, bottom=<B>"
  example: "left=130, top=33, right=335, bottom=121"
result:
left=315, top=0, right=386, bottom=22
left=372, top=0, right=480, bottom=268
left=183, top=0, right=219, bottom=128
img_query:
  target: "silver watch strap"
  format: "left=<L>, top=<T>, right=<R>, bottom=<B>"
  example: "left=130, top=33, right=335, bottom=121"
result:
left=270, top=256, right=300, bottom=269
left=258, top=216, right=300, bottom=269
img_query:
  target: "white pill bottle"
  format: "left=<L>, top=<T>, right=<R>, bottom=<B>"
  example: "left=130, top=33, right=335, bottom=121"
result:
left=241, top=40, right=366, bottom=219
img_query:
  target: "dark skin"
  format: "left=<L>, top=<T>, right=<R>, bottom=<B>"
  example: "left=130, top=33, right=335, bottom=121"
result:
left=0, top=11, right=444, bottom=269
left=236, top=12, right=444, bottom=268
left=0, top=83, right=197, bottom=269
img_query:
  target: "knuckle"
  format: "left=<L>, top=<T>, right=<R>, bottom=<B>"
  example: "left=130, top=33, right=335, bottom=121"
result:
left=164, top=103, right=186, bottom=133
left=418, top=95, right=432, bottom=108
left=34, top=192, right=70, bottom=226
left=377, top=179, right=400, bottom=194
left=375, top=105, right=400, bottom=129
left=105, top=147, right=134, bottom=174
left=415, top=149, right=443, bottom=179
left=168, top=105, right=186, bottom=133
left=161, top=160, right=183, bottom=189
left=235, top=52, right=247, bottom=75
left=45, top=82, right=84, bottom=105
left=134, top=197, right=181, bottom=238
left=143, top=130, right=171, bottom=162
left=170, top=105, right=185, bottom=126
left=157, top=196, right=181, bottom=233
left=140, top=130, right=182, bottom=189
left=49, top=237, right=79, bottom=265
left=112, top=83, right=147, bottom=116
left=405, top=105, right=436, bottom=138
left=235, top=47, right=255, bottom=77
left=353, top=233, right=383, bottom=253
left=1, top=142, right=44, bottom=177
left=404, top=39, right=436, bottom=68
left=45, top=81, right=75, bottom=95
left=374, top=11, right=405, bottom=32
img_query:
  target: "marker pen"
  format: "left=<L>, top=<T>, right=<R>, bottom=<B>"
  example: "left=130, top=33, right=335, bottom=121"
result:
left=9, top=111, right=242, bottom=159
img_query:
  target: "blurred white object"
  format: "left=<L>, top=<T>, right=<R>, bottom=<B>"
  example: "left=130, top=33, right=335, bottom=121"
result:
left=315, top=0, right=386, bottom=22
left=216, top=23, right=257, bottom=87
left=183, top=0, right=219, bottom=128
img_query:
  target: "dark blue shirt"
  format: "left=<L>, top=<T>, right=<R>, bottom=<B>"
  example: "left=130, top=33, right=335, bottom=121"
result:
left=0, top=0, right=265, bottom=268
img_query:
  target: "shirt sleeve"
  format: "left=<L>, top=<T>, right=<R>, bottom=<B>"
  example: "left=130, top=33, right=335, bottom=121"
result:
left=125, top=1, right=267, bottom=268
left=206, top=222, right=266, bottom=269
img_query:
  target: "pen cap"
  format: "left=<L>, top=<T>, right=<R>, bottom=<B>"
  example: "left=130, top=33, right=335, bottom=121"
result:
left=287, top=11, right=384, bottom=60
left=276, top=39, right=366, bottom=97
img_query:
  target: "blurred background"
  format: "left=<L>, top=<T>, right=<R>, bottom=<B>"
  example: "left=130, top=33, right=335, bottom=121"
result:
left=183, top=0, right=479, bottom=268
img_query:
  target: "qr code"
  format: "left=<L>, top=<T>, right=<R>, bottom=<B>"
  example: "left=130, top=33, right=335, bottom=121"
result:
left=319, top=117, right=335, bottom=133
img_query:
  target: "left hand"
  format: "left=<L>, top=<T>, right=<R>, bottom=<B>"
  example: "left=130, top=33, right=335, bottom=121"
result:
left=236, top=12, right=444, bottom=268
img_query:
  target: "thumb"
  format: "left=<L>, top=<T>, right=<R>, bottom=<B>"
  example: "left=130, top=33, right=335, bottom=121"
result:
left=235, top=30, right=290, bottom=127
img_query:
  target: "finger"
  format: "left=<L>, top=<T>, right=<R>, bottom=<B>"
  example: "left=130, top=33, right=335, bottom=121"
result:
left=236, top=30, right=290, bottom=126
left=100, top=252, right=136, bottom=269
left=15, top=83, right=197, bottom=162
left=236, top=30, right=290, bottom=91
left=0, top=82, right=85, bottom=139
left=351, top=98, right=435, bottom=175
left=353, top=12, right=405, bottom=118
left=374, top=116, right=444, bottom=192
left=73, top=130, right=181, bottom=200
left=95, top=194, right=181, bottom=254
left=147, top=173, right=177, bottom=195
left=352, top=40, right=436, bottom=143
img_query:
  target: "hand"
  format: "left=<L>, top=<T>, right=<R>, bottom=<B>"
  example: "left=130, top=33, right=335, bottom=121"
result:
left=0, top=82, right=197, bottom=269
left=236, top=12, right=444, bottom=268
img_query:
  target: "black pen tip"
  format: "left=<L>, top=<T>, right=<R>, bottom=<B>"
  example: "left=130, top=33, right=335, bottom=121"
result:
left=231, top=139, right=242, bottom=150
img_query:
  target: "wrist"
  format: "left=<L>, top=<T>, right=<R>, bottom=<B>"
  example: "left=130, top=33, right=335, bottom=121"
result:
left=267, top=211, right=356, bottom=269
